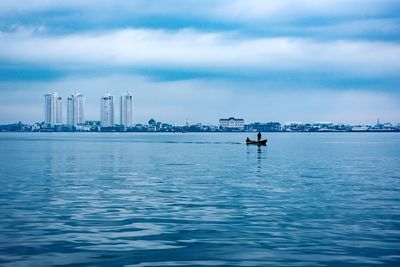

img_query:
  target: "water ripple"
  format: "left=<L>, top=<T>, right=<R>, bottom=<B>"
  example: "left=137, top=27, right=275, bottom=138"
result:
left=1, top=133, right=400, bottom=266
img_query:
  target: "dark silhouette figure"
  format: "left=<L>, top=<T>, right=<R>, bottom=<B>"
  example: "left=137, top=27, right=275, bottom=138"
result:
left=246, top=137, right=250, bottom=143
left=257, top=132, right=262, bottom=141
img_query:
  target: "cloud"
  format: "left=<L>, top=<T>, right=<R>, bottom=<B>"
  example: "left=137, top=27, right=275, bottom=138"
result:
left=1, top=0, right=399, bottom=42
left=1, top=0, right=398, bottom=20
left=215, top=0, right=399, bottom=20
left=0, top=1, right=399, bottom=124
left=1, top=27, right=399, bottom=77
left=293, top=19, right=400, bottom=40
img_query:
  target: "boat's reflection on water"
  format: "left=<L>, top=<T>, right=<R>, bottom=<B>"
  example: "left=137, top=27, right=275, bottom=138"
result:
left=246, top=144, right=265, bottom=176
left=257, top=146, right=262, bottom=173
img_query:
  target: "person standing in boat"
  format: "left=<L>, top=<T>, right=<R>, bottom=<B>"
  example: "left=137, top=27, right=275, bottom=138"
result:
left=257, top=132, right=262, bottom=141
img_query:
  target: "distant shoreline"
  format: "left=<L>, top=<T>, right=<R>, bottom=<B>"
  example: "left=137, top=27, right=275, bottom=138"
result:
left=2, top=120, right=399, bottom=133
left=1, top=131, right=399, bottom=134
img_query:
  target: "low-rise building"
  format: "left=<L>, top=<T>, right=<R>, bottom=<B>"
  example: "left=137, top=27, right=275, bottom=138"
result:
left=248, top=122, right=281, bottom=132
left=148, top=119, right=157, bottom=131
left=219, top=117, right=245, bottom=131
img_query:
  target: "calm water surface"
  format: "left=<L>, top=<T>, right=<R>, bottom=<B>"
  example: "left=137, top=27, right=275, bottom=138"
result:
left=0, top=133, right=399, bottom=266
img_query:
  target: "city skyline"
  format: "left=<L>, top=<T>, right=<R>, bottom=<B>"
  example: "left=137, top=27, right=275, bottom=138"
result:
left=0, top=1, right=400, bottom=124
left=44, top=92, right=136, bottom=127
left=40, top=91, right=399, bottom=126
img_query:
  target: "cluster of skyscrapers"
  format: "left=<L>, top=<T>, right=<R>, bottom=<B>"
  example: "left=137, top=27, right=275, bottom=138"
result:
left=44, top=92, right=133, bottom=128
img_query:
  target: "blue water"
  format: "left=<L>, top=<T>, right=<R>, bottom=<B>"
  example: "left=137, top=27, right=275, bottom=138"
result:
left=0, top=133, right=399, bottom=266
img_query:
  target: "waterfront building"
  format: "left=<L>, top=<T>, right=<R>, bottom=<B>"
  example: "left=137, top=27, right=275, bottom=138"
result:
left=67, top=93, right=85, bottom=127
left=351, top=125, right=370, bottom=132
left=44, top=92, right=62, bottom=126
left=100, top=93, right=114, bottom=127
left=313, top=122, right=334, bottom=131
left=134, top=124, right=146, bottom=131
left=120, top=92, right=133, bottom=128
left=283, top=122, right=304, bottom=132
left=249, top=122, right=281, bottom=132
left=219, top=117, right=245, bottom=130
left=148, top=118, right=157, bottom=132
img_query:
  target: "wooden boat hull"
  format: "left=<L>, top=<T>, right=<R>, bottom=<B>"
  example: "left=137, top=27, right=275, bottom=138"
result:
left=246, top=139, right=267, bottom=146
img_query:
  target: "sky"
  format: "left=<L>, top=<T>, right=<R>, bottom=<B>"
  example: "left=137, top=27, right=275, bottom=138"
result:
left=0, top=0, right=399, bottom=125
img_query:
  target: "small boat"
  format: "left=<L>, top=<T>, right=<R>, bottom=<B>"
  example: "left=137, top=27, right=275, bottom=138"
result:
left=246, top=139, right=267, bottom=146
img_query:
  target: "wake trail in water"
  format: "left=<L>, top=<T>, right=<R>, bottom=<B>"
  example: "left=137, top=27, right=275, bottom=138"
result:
left=165, top=141, right=243, bottom=145
left=0, top=137, right=244, bottom=145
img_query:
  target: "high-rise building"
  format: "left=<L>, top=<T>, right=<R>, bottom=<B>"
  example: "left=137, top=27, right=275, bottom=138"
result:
left=100, top=93, right=114, bottom=127
left=120, top=92, right=133, bottom=128
left=44, top=92, right=62, bottom=126
left=67, top=93, right=85, bottom=126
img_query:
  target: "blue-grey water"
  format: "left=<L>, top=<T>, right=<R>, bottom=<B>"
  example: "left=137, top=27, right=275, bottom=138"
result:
left=0, top=132, right=399, bottom=266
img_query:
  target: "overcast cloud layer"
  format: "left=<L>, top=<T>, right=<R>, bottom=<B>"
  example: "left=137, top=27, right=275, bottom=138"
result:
left=0, top=0, right=399, bottom=124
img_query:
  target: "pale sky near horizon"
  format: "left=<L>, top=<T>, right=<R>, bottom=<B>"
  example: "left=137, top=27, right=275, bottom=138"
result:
left=0, top=0, right=399, bottom=125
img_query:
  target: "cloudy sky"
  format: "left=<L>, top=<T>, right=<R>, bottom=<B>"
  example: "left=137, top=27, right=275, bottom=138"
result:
left=0, top=0, right=399, bottom=124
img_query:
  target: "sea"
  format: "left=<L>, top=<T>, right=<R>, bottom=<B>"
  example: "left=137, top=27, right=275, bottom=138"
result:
left=0, top=132, right=399, bottom=266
